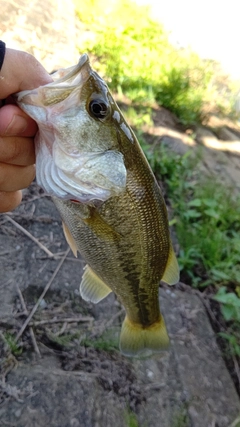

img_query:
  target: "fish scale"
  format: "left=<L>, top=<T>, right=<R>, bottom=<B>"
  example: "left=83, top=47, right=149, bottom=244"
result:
left=16, top=54, right=179, bottom=356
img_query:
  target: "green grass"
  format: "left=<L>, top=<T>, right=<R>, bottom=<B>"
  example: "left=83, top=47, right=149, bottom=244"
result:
left=73, top=0, right=228, bottom=125
left=171, top=404, right=189, bottom=427
left=143, top=141, right=240, bottom=289
left=81, top=337, right=118, bottom=352
left=124, top=410, right=140, bottom=427
left=81, top=330, right=119, bottom=352
left=4, top=332, right=22, bottom=356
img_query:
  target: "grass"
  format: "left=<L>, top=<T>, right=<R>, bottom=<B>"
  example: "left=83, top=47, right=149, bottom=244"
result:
left=140, top=138, right=240, bottom=289
left=124, top=410, right=140, bottom=427
left=46, top=331, right=81, bottom=348
left=171, top=404, right=189, bottom=427
left=73, top=0, right=234, bottom=126
left=4, top=332, right=22, bottom=356
left=81, top=331, right=119, bottom=352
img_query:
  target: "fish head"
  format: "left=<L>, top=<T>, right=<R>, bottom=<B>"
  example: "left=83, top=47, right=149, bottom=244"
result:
left=16, top=54, right=129, bottom=203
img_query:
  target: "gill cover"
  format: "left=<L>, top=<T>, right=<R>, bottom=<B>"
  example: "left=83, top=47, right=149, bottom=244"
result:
left=16, top=54, right=127, bottom=203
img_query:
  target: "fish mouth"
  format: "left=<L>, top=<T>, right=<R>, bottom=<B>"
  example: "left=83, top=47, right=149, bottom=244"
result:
left=50, top=54, right=89, bottom=84
left=16, top=54, right=91, bottom=107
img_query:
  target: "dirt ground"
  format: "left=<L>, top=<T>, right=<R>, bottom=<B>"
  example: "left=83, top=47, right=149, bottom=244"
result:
left=1, top=0, right=240, bottom=426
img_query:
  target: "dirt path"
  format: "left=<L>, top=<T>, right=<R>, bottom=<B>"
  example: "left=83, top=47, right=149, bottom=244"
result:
left=1, top=1, right=240, bottom=426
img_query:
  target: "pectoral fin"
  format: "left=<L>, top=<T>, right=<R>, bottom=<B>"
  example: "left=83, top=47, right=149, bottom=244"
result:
left=62, top=222, right=78, bottom=257
left=80, top=265, right=112, bottom=303
left=162, top=244, right=179, bottom=285
left=83, top=209, right=121, bottom=242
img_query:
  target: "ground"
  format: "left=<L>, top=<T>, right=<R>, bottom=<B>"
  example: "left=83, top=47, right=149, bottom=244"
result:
left=1, top=0, right=240, bottom=426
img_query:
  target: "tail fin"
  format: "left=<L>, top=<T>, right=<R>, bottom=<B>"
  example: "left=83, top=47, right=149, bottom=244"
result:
left=119, top=315, right=169, bottom=357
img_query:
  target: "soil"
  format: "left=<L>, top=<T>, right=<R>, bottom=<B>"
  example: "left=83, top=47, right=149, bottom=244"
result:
left=1, top=0, right=240, bottom=426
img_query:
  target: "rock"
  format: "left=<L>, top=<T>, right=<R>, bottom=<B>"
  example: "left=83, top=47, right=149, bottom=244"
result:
left=1, top=0, right=82, bottom=72
left=215, top=126, right=240, bottom=141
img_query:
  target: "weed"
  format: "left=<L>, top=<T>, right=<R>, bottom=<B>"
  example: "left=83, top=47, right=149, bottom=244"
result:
left=214, top=287, right=240, bottom=323
left=171, top=404, right=189, bottom=427
left=124, top=409, right=139, bottom=427
left=219, top=332, right=240, bottom=357
left=4, top=332, right=22, bottom=356
left=142, top=141, right=240, bottom=290
left=74, top=0, right=232, bottom=125
left=46, top=331, right=81, bottom=348
left=81, top=335, right=118, bottom=352
left=123, top=106, right=154, bottom=129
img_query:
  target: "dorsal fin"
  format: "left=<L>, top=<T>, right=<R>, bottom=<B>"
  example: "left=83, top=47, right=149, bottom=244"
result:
left=162, top=244, right=179, bottom=285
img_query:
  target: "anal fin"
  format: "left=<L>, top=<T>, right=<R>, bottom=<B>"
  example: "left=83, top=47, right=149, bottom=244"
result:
left=80, top=265, right=112, bottom=303
left=162, top=243, right=179, bottom=285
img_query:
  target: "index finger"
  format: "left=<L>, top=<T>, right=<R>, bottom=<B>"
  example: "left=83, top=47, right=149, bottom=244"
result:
left=0, top=48, right=52, bottom=99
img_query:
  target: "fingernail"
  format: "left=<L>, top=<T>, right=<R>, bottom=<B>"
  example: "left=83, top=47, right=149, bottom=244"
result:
left=5, top=115, right=28, bottom=135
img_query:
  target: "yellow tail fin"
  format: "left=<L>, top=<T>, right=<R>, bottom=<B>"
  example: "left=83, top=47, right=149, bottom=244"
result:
left=119, top=315, right=169, bottom=357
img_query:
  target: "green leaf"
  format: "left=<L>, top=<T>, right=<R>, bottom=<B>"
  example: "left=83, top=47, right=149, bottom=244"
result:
left=188, top=198, right=202, bottom=207
left=204, top=208, right=219, bottom=219
left=210, top=269, right=230, bottom=281
left=184, top=210, right=201, bottom=219
left=221, top=305, right=235, bottom=321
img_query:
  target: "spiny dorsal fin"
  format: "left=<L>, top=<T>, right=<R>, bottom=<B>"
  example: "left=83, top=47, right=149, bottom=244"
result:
left=62, top=222, right=78, bottom=257
left=162, top=243, right=179, bottom=285
left=80, top=265, right=112, bottom=303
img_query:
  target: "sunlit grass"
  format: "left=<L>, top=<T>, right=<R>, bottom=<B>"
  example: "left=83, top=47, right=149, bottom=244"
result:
left=74, top=0, right=225, bottom=125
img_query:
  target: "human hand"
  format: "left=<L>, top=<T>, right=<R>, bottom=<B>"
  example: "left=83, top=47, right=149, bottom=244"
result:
left=0, top=46, right=52, bottom=212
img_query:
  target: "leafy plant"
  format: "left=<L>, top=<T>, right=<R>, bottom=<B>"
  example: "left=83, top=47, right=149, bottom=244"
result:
left=171, top=404, right=189, bottom=427
left=214, top=287, right=240, bottom=322
left=124, top=410, right=139, bottom=427
left=218, top=332, right=240, bottom=357
left=81, top=331, right=119, bottom=352
left=142, top=141, right=240, bottom=290
left=4, top=332, right=22, bottom=356
left=46, top=331, right=81, bottom=348
left=74, top=0, right=225, bottom=125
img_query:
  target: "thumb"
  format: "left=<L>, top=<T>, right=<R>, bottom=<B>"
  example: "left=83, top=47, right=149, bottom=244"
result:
left=0, top=48, right=53, bottom=99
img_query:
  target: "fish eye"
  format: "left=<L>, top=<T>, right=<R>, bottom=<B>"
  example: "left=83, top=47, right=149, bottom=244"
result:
left=89, top=99, right=108, bottom=119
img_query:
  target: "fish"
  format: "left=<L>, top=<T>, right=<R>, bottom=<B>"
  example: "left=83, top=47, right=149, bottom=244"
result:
left=16, top=54, right=179, bottom=357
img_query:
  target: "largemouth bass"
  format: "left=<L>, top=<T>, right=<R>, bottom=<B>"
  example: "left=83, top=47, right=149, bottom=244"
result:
left=16, top=54, right=179, bottom=356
